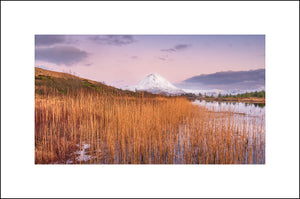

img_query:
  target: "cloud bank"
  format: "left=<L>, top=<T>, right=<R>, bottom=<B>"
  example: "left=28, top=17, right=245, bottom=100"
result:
left=88, top=35, right=136, bottom=46
left=35, top=35, right=66, bottom=46
left=35, top=46, right=88, bottom=66
left=184, top=69, right=265, bottom=85
left=178, top=69, right=265, bottom=90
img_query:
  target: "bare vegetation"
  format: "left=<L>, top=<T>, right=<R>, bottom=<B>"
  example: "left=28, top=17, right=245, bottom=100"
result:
left=35, top=68, right=265, bottom=164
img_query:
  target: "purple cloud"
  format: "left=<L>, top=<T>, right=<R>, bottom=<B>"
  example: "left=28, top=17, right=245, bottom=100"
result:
left=88, top=35, right=136, bottom=46
left=161, top=44, right=190, bottom=52
left=35, top=46, right=88, bottom=66
left=35, top=35, right=66, bottom=46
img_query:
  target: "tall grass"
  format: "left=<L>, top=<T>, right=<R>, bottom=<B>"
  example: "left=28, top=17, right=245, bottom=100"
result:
left=35, top=88, right=265, bottom=164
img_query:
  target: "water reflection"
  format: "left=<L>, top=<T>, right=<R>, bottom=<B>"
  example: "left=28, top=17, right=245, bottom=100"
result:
left=254, top=103, right=265, bottom=108
left=193, top=100, right=265, bottom=117
left=192, top=99, right=265, bottom=164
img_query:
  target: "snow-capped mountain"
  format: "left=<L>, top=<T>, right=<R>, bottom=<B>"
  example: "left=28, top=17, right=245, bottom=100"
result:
left=124, top=73, right=185, bottom=95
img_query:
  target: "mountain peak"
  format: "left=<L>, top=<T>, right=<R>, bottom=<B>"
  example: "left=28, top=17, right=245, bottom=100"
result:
left=124, top=73, right=185, bottom=95
left=147, top=73, right=160, bottom=77
left=146, top=73, right=164, bottom=81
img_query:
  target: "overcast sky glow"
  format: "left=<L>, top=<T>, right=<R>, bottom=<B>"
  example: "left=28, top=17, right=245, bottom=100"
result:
left=35, top=35, right=265, bottom=88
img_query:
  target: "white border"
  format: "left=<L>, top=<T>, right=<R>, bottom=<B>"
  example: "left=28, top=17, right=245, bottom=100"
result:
left=1, top=1, right=299, bottom=198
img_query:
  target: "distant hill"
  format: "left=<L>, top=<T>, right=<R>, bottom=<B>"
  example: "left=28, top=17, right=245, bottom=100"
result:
left=35, top=67, right=157, bottom=97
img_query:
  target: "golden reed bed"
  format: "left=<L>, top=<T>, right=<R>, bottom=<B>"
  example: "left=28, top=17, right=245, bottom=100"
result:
left=35, top=89, right=265, bottom=164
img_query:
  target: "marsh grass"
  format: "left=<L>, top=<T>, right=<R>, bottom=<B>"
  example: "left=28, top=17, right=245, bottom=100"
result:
left=35, top=88, right=265, bottom=164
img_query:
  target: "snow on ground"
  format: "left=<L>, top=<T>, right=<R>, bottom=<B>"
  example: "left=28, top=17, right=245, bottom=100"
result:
left=75, top=143, right=91, bottom=162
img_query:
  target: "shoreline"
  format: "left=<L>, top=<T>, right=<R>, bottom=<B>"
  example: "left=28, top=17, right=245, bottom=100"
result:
left=198, top=97, right=265, bottom=104
left=184, top=96, right=265, bottom=104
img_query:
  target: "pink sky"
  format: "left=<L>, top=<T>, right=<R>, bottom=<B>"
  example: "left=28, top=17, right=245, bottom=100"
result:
left=35, top=35, right=265, bottom=88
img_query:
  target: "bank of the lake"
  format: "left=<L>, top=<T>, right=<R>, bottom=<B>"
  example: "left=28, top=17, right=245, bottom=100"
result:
left=199, top=97, right=265, bottom=104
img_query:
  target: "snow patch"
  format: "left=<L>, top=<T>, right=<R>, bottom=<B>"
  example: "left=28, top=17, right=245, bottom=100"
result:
left=75, top=143, right=91, bottom=162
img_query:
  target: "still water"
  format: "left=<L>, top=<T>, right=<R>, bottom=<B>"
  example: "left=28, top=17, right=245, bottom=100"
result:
left=192, top=99, right=265, bottom=164
left=192, top=100, right=265, bottom=117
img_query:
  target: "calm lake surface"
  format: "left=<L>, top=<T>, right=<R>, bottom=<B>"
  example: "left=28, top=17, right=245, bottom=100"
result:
left=192, top=100, right=265, bottom=117
left=192, top=99, right=265, bottom=164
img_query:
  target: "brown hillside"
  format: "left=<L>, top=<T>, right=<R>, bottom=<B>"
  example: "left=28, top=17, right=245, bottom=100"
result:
left=35, top=67, right=157, bottom=97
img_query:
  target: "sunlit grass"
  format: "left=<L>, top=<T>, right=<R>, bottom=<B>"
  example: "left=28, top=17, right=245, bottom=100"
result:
left=35, top=88, right=265, bottom=164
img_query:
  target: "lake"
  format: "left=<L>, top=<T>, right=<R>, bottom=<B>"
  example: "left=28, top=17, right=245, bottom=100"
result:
left=192, top=99, right=265, bottom=164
